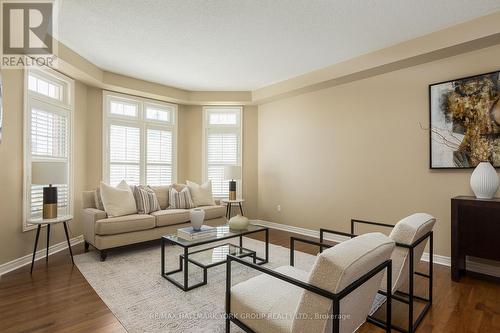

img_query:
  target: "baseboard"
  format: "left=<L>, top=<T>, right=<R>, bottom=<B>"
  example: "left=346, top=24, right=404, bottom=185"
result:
left=252, top=219, right=350, bottom=243
left=0, top=235, right=84, bottom=277
left=252, top=220, right=500, bottom=278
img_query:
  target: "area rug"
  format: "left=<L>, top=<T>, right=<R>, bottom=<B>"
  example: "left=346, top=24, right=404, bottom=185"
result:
left=74, top=237, right=317, bottom=333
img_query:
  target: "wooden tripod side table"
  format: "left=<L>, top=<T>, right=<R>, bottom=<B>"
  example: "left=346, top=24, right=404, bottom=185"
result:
left=28, top=215, right=74, bottom=274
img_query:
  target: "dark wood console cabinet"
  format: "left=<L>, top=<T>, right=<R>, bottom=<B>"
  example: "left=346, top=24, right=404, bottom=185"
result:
left=451, top=196, right=500, bottom=282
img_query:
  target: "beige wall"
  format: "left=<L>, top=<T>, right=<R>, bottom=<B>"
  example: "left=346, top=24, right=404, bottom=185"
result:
left=258, top=44, right=500, bottom=258
left=178, top=105, right=203, bottom=183
left=85, top=87, right=103, bottom=189
left=242, top=105, right=258, bottom=218
left=0, top=69, right=88, bottom=265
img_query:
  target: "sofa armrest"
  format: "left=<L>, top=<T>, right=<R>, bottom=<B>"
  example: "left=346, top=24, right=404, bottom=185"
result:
left=83, top=208, right=107, bottom=246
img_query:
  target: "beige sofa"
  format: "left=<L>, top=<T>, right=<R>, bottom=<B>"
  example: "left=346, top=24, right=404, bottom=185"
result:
left=82, top=185, right=227, bottom=261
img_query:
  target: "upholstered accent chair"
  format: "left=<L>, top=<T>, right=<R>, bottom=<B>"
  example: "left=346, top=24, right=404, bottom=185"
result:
left=320, top=213, right=436, bottom=333
left=226, top=232, right=395, bottom=333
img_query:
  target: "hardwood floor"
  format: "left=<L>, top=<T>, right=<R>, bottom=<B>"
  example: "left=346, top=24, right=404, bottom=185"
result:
left=1, top=228, right=499, bottom=333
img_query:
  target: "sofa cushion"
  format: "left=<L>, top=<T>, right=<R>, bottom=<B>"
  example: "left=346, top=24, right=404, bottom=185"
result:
left=168, top=187, right=195, bottom=209
left=133, top=185, right=160, bottom=214
left=95, top=214, right=155, bottom=235
left=197, top=205, right=226, bottom=220
left=231, top=266, right=308, bottom=333
left=151, top=209, right=190, bottom=227
left=187, top=180, right=215, bottom=206
left=149, top=185, right=170, bottom=210
left=100, top=180, right=137, bottom=217
left=171, top=183, right=187, bottom=191
left=82, top=190, right=97, bottom=209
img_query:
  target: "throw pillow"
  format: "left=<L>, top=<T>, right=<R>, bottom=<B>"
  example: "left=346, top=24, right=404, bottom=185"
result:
left=94, top=187, right=105, bottom=210
left=133, top=185, right=161, bottom=214
left=149, top=185, right=169, bottom=209
left=171, top=183, right=187, bottom=192
left=168, top=186, right=195, bottom=209
left=100, top=180, right=137, bottom=217
left=186, top=180, right=215, bottom=207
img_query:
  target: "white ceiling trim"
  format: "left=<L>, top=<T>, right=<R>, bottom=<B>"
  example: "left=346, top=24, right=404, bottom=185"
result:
left=57, top=0, right=500, bottom=91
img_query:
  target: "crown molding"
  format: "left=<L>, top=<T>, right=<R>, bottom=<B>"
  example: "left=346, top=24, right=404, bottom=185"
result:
left=51, top=11, right=500, bottom=106
left=251, top=11, right=500, bottom=104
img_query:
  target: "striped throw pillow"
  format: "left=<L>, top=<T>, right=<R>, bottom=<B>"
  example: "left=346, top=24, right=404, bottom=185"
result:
left=133, top=186, right=161, bottom=214
left=168, top=186, right=195, bottom=209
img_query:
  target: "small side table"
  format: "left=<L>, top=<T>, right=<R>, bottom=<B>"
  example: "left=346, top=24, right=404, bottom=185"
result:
left=28, top=215, right=74, bottom=274
left=221, top=199, right=245, bottom=219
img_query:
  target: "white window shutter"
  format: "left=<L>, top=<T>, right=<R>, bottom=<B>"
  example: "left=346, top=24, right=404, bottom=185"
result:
left=104, top=93, right=177, bottom=187
left=146, top=128, right=173, bottom=185
left=204, top=107, right=242, bottom=199
left=109, top=125, right=140, bottom=185
left=30, top=108, right=70, bottom=218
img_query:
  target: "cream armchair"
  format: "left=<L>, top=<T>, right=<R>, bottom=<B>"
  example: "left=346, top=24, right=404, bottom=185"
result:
left=225, top=232, right=395, bottom=333
left=320, top=213, right=436, bottom=333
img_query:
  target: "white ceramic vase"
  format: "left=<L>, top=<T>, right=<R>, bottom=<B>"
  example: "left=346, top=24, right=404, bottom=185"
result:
left=229, top=214, right=249, bottom=230
left=470, top=162, right=499, bottom=199
left=190, top=208, right=205, bottom=231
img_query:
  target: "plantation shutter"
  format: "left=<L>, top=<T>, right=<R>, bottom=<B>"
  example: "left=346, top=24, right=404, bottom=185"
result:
left=29, top=106, right=70, bottom=218
left=109, top=124, right=140, bottom=186
left=146, top=128, right=173, bottom=185
left=204, top=107, right=242, bottom=199
left=207, top=132, right=238, bottom=197
left=104, top=93, right=177, bottom=187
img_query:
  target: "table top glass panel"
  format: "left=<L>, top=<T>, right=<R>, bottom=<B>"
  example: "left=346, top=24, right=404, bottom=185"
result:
left=183, top=243, right=254, bottom=266
left=163, top=223, right=266, bottom=247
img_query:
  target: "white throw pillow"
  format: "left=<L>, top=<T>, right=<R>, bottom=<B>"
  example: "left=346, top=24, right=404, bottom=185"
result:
left=100, top=180, right=137, bottom=217
left=186, top=180, right=215, bottom=206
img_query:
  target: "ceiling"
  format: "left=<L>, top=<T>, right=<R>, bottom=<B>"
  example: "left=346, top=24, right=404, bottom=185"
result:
left=58, top=0, right=500, bottom=91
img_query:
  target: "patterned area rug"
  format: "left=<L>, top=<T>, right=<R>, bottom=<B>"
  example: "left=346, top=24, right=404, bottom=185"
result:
left=74, top=237, right=316, bottom=333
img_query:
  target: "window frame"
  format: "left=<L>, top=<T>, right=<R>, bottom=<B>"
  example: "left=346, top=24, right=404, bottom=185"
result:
left=202, top=106, right=243, bottom=199
left=102, top=91, right=178, bottom=186
left=23, top=67, right=75, bottom=232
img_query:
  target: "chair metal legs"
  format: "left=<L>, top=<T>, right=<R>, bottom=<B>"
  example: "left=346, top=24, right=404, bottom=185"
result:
left=367, top=233, right=433, bottom=333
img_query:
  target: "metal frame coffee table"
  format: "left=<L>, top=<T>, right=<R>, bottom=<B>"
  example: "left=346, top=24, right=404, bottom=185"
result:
left=161, top=224, right=269, bottom=291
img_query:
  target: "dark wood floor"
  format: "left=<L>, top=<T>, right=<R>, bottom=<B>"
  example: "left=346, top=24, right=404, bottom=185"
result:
left=1, top=228, right=499, bottom=333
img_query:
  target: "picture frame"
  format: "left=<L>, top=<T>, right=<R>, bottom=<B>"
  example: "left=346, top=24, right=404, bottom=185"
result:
left=429, top=70, right=500, bottom=169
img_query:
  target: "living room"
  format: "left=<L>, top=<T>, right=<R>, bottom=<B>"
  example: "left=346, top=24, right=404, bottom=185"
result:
left=1, top=1, right=500, bottom=332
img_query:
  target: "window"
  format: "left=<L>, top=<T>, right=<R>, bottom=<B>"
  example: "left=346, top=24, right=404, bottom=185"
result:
left=24, top=68, right=74, bottom=231
left=103, top=92, right=177, bottom=186
left=27, top=71, right=67, bottom=103
left=203, top=106, right=242, bottom=198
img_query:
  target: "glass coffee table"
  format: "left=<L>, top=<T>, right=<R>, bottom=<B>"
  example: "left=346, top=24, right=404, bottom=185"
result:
left=161, top=224, right=269, bottom=291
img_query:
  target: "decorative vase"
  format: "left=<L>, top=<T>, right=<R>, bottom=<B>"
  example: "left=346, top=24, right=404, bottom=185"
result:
left=190, top=209, right=205, bottom=231
left=229, top=214, right=249, bottom=230
left=470, top=162, right=499, bottom=199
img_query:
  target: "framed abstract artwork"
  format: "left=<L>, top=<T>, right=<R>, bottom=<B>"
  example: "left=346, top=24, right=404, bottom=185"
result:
left=429, top=71, right=500, bottom=169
